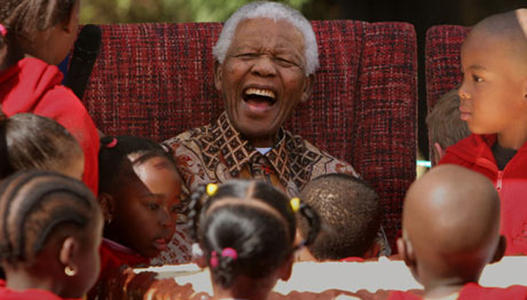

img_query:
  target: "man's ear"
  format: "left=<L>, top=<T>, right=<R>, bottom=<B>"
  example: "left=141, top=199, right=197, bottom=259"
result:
left=278, top=254, right=293, bottom=281
left=490, top=235, right=506, bottom=264
left=300, top=74, right=315, bottom=103
left=397, top=237, right=416, bottom=270
left=98, top=193, right=115, bottom=224
left=214, top=60, right=223, bottom=92
left=59, top=236, right=79, bottom=275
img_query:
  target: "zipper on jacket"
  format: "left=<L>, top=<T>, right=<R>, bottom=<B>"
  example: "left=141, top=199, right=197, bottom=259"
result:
left=496, top=171, right=503, bottom=191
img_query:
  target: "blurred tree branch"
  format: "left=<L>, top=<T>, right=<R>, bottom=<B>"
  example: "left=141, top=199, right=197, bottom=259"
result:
left=80, top=0, right=313, bottom=24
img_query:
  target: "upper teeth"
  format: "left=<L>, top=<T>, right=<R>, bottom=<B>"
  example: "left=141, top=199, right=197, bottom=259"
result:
left=245, top=88, right=276, bottom=99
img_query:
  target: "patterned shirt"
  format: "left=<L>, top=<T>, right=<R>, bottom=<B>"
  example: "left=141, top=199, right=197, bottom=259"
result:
left=164, top=112, right=358, bottom=196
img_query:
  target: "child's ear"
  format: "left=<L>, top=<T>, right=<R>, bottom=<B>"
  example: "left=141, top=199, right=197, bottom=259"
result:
left=98, top=193, right=115, bottom=224
left=278, top=254, right=294, bottom=281
left=59, top=236, right=80, bottom=277
left=214, top=60, right=223, bottom=93
left=397, top=237, right=416, bottom=270
left=433, top=142, right=446, bottom=165
left=300, top=74, right=315, bottom=103
left=490, top=235, right=506, bottom=264
left=61, top=0, right=79, bottom=34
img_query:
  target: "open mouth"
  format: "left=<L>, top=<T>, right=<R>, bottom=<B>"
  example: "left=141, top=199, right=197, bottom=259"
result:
left=243, top=87, right=277, bottom=107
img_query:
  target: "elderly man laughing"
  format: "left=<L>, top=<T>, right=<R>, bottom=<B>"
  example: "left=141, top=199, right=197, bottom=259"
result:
left=165, top=1, right=357, bottom=196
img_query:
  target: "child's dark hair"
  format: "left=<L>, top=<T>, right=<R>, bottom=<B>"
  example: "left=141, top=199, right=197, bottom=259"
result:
left=300, top=173, right=381, bottom=259
left=0, top=0, right=77, bottom=49
left=188, top=180, right=320, bottom=288
left=0, top=169, right=99, bottom=264
left=0, top=113, right=82, bottom=179
left=98, top=135, right=177, bottom=195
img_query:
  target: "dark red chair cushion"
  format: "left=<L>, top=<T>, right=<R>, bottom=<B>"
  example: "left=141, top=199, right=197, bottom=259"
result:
left=82, top=21, right=417, bottom=249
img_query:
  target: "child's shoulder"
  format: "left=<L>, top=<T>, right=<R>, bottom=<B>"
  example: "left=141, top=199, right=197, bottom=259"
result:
left=0, top=280, right=76, bottom=300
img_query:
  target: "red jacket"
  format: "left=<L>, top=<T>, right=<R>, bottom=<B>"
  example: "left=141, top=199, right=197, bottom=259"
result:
left=0, top=280, right=81, bottom=300
left=388, top=283, right=527, bottom=299
left=439, top=134, right=527, bottom=255
left=0, top=57, right=99, bottom=195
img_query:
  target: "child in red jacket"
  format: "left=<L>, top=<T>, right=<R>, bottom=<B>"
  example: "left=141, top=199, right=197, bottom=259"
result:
left=0, top=170, right=102, bottom=300
left=438, top=8, right=527, bottom=255
left=391, top=165, right=527, bottom=300
left=0, top=0, right=99, bottom=195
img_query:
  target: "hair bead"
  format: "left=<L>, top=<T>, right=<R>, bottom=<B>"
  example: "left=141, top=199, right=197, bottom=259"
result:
left=290, top=197, right=301, bottom=212
left=206, top=183, right=218, bottom=196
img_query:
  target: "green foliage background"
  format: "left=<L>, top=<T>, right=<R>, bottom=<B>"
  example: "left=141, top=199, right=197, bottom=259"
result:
left=80, top=0, right=312, bottom=24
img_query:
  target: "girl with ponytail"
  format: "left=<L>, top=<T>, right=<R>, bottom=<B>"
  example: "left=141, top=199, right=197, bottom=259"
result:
left=188, top=180, right=320, bottom=300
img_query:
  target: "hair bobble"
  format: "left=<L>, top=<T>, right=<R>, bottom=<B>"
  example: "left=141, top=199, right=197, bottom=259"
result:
left=105, top=137, right=118, bottom=148
left=206, top=183, right=218, bottom=196
left=210, top=251, right=219, bottom=268
left=290, top=197, right=301, bottom=212
left=0, top=24, right=7, bottom=37
left=222, top=247, right=238, bottom=260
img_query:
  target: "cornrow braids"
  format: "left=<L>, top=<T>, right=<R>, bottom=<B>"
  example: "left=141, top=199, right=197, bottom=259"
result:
left=0, top=170, right=99, bottom=264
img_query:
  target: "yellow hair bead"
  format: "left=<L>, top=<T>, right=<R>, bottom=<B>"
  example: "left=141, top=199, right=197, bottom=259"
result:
left=290, top=197, right=301, bottom=212
left=206, top=183, right=218, bottom=196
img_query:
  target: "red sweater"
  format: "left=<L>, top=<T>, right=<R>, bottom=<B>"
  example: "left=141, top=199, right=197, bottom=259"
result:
left=98, top=238, right=149, bottom=281
left=0, top=57, right=99, bottom=194
left=0, top=280, right=81, bottom=300
left=439, top=134, right=527, bottom=255
left=388, top=283, right=527, bottom=299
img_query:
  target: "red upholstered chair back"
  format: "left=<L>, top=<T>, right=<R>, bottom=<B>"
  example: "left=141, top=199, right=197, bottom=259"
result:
left=82, top=21, right=417, bottom=247
left=425, top=25, right=470, bottom=157
left=425, top=25, right=471, bottom=110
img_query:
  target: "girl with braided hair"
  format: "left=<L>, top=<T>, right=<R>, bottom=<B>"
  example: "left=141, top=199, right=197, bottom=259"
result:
left=0, top=170, right=102, bottom=299
left=188, top=180, right=320, bottom=300
left=90, top=135, right=186, bottom=298
left=0, top=113, right=84, bottom=180
left=0, top=0, right=99, bottom=195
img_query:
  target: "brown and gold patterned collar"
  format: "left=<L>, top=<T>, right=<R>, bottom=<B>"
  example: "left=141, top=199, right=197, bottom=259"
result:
left=200, top=113, right=292, bottom=186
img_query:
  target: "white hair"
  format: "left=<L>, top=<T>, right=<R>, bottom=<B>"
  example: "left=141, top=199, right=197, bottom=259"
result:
left=212, top=1, right=319, bottom=76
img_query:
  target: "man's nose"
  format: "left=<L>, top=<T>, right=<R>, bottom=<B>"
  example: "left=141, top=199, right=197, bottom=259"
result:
left=251, top=55, right=277, bottom=77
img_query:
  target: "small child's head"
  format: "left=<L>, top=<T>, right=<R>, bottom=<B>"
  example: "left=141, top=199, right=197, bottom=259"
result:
left=0, top=113, right=84, bottom=180
left=189, top=180, right=320, bottom=300
left=298, top=173, right=381, bottom=261
left=458, top=9, right=527, bottom=143
left=426, top=89, right=470, bottom=165
left=398, top=165, right=505, bottom=293
left=0, top=170, right=102, bottom=298
left=0, top=0, right=80, bottom=65
left=98, top=135, right=184, bottom=258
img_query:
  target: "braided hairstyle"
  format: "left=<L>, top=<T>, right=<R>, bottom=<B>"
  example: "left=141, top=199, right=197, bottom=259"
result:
left=0, top=0, right=76, bottom=51
left=98, top=135, right=177, bottom=195
left=0, top=169, right=99, bottom=264
left=188, top=180, right=320, bottom=289
left=0, top=113, right=83, bottom=179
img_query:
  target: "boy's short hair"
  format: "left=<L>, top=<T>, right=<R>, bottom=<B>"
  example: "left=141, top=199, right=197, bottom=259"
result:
left=299, top=173, right=381, bottom=260
left=427, top=89, right=471, bottom=150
